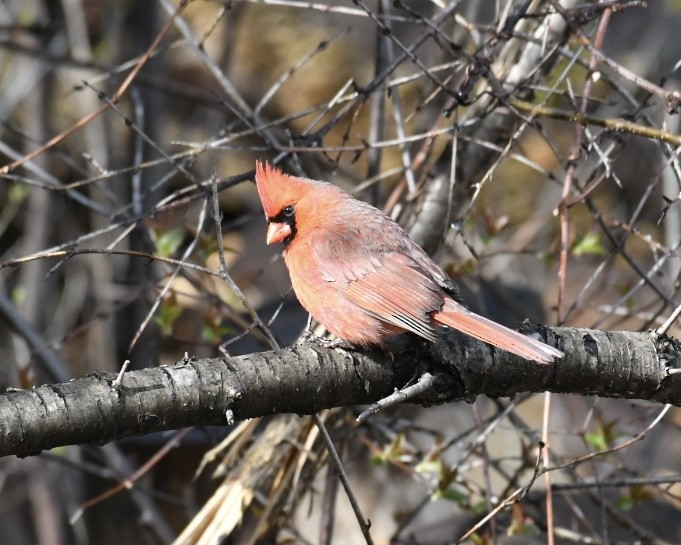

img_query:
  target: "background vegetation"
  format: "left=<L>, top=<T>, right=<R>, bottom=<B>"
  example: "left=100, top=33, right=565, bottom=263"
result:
left=1, top=1, right=681, bottom=544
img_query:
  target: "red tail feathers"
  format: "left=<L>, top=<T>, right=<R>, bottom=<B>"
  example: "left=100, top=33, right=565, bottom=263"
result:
left=432, top=300, right=562, bottom=364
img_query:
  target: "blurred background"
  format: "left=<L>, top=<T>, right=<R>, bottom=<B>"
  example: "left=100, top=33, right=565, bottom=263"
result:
left=1, top=1, right=681, bottom=544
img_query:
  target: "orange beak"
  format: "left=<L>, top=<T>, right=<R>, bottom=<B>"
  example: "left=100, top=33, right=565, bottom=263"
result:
left=266, top=222, right=292, bottom=245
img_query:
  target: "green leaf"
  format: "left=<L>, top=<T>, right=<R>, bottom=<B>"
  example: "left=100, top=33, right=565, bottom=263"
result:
left=470, top=500, right=487, bottom=514
left=151, top=228, right=184, bottom=258
left=202, top=323, right=233, bottom=343
left=618, top=484, right=654, bottom=510
left=585, top=431, right=608, bottom=450
left=11, top=285, right=26, bottom=306
left=433, top=485, right=468, bottom=503
left=153, top=300, right=183, bottom=336
left=372, top=433, right=408, bottom=465
left=572, top=232, right=607, bottom=257
left=617, top=495, right=635, bottom=511
left=8, top=182, right=29, bottom=203
left=414, top=459, right=442, bottom=475
left=585, top=419, right=621, bottom=450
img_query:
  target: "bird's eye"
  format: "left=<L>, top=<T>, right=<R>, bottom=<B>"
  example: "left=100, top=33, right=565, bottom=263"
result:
left=282, top=205, right=295, bottom=217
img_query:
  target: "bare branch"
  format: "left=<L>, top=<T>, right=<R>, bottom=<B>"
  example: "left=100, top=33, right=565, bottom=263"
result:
left=1, top=326, right=679, bottom=459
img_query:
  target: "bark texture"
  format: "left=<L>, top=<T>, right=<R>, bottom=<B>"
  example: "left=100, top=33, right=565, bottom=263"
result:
left=1, top=326, right=679, bottom=458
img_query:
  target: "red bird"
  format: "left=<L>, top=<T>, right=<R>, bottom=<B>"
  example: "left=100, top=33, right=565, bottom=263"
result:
left=255, top=161, right=563, bottom=363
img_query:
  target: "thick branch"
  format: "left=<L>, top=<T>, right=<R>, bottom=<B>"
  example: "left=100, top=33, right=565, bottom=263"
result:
left=1, top=326, right=679, bottom=458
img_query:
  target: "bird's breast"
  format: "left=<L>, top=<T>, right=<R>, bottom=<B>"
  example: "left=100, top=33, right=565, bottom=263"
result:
left=281, top=240, right=393, bottom=345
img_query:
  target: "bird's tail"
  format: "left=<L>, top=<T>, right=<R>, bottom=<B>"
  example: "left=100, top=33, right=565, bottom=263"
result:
left=432, top=299, right=563, bottom=364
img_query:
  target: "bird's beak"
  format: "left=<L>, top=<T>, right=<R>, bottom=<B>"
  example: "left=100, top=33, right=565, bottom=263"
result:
left=266, top=222, right=292, bottom=245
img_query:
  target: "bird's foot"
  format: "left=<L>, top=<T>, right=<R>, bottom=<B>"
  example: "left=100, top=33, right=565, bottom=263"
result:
left=297, top=331, right=348, bottom=349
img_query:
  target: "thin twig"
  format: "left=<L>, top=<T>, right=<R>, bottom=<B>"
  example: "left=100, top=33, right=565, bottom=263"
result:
left=657, top=303, right=681, bottom=336
left=457, top=442, right=546, bottom=543
left=210, top=172, right=279, bottom=349
left=129, top=196, right=209, bottom=351
left=510, top=99, right=681, bottom=146
left=548, top=404, right=671, bottom=473
left=549, top=0, right=681, bottom=113
left=69, top=428, right=192, bottom=524
left=112, top=360, right=130, bottom=389
left=0, top=0, right=189, bottom=174
left=357, top=372, right=437, bottom=423
left=313, top=414, right=374, bottom=545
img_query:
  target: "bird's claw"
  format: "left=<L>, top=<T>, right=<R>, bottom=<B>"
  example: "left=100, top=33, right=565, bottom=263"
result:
left=298, top=332, right=348, bottom=350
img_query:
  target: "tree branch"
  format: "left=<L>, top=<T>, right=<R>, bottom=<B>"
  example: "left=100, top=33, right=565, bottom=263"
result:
left=1, top=326, right=679, bottom=458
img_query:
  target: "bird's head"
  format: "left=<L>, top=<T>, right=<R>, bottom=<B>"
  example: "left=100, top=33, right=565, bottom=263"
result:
left=254, top=161, right=343, bottom=247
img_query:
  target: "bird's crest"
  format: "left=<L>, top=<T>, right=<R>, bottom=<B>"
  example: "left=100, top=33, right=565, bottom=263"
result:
left=255, top=161, right=310, bottom=218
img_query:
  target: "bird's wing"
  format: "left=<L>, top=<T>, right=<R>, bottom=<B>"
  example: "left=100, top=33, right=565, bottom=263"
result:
left=312, top=231, right=444, bottom=341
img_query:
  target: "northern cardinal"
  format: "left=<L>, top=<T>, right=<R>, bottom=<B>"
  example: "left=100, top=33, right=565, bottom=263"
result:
left=255, top=161, right=562, bottom=363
